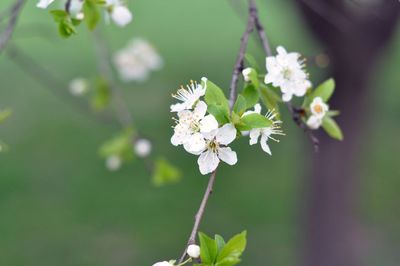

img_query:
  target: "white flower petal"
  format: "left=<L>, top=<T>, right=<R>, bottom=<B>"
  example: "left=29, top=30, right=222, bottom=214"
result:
left=217, top=147, right=238, bottom=165
left=249, top=129, right=261, bottom=145
left=36, top=0, right=54, bottom=9
left=282, top=92, right=293, bottom=102
left=111, top=6, right=133, bottom=27
left=183, top=133, right=206, bottom=155
left=215, top=124, right=237, bottom=145
left=199, top=114, right=218, bottom=133
left=198, top=150, right=220, bottom=175
left=260, top=134, right=272, bottom=155
left=193, top=101, right=207, bottom=120
left=307, top=115, right=322, bottom=129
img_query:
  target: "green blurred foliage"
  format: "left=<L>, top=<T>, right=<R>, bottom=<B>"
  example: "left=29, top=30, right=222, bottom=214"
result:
left=0, top=0, right=400, bottom=265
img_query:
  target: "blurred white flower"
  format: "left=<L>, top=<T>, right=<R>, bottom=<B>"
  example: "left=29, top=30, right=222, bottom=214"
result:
left=106, top=155, right=121, bottom=171
left=307, top=97, right=329, bottom=129
left=69, top=0, right=84, bottom=16
left=171, top=101, right=218, bottom=154
left=196, top=124, right=238, bottom=175
left=36, top=0, right=55, bottom=9
left=134, top=138, right=152, bottom=158
left=170, top=78, right=207, bottom=112
left=264, top=46, right=311, bottom=102
left=243, top=105, right=284, bottom=155
left=113, top=38, right=162, bottom=82
left=187, top=244, right=201, bottom=259
left=105, top=0, right=132, bottom=27
left=75, top=12, right=84, bottom=20
left=69, top=78, right=89, bottom=96
left=152, top=262, right=174, bottom=266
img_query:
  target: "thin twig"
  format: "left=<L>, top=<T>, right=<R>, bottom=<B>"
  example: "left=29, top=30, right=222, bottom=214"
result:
left=178, top=170, right=217, bottom=263
left=6, top=44, right=116, bottom=125
left=229, top=0, right=256, bottom=109
left=92, top=29, right=134, bottom=129
left=0, top=0, right=25, bottom=54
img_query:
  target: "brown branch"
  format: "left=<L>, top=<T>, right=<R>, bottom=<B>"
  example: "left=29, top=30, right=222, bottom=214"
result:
left=178, top=170, right=218, bottom=263
left=0, top=0, right=25, bottom=54
left=229, top=0, right=256, bottom=109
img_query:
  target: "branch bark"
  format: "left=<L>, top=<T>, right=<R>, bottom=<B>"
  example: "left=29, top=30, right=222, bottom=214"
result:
left=0, top=0, right=25, bottom=54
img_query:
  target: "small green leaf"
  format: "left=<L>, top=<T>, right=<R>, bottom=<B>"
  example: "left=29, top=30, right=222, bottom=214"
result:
left=241, top=84, right=259, bottom=109
left=91, top=77, right=111, bottom=110
left=244, top=53, right=260, bottom=72
left=152, top=158, right=181, bottom=186
left=99, top=128, right=134, bottom=160
left=83, top=0, right=100, bottom=30
left=199, top=232, right=218, bottom=264
left=312, top=78, right=335, bottom=102
left=233, top=95, right=247, bottom=116
left=322, top=116, right=343, bottom=140
left=216, top=231, right=247, bottom=265
left=204, top=79, right=229, bottom=113
left=215, top=235, right=226, bottom=254
left=259, top=85, right=280, bottom=119
left=50, top=10, right=68, bottom=22
left=208, top=104, right=230, bottom=125
left=0, top=109, right=12, bottom=123
left=237, top=113, right=272, bottom=131
left=327, top=110, right=340, bottom=117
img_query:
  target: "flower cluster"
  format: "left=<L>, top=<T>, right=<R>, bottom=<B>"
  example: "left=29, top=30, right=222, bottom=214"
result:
left=170, top=78, right=282, bottom=175
left=264, top=46, right=311, bottom=102
left=113, top=38, right=163, bottom=82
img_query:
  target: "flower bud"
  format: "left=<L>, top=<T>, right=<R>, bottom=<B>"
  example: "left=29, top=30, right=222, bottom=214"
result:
left=187, top=244, right=200, bottom=259
left=152, top=261, right=174, bottom=266
left=242, top=67, right=253, bottom=82
left=134, top=139, right=152, bottom=158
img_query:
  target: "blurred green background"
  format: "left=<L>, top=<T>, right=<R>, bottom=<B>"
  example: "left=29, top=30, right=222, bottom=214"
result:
left=1, top=0, right=400, bottom=265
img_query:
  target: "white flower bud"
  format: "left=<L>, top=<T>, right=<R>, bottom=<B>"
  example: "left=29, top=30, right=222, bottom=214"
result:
left=69, top=78, right=88, bottom=96
left=111, top=6, right=133, bottom=27
left=76, top=12, right=85, bottom=20
left=187, top=244, right=200, bottom=259
left=242, top=67, right=253, bottom=82
left=152, top=261, right=174, bottom=266
left=106, top=155, right=121, bottom=171
left=36, top=0, right=55, bottom=9
left=134, top=139, right=152, bottom=158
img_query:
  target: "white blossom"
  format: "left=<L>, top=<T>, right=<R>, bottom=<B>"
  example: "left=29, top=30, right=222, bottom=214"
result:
left=134, top=138, right=152, bottom=158
left=243, top=105, right=284, bottom=155
left=105, top=0, right=132, bottom=27
left=171, top=101, right=218, bottom=154
left=106, top=155, right=121, bottom=171
left=170, top=78, right=207, bottom=112
left=187, top=244, right=201, bottom=259
left=242, top=67, right=254, bottom=82
left=69, top=0, right=84, bottom=16
left=264, top=46, right=311, bottom=102
left=36, top=0, right=55, bottom=9
left=196, top=124, right=238, bottom=175
left=307, top=97, right=329, bottom=129
left=113, top=38, right=162, bottom=82
left=69, top=78, right=88, bottom=96
left=152, top=261, right=174, bottom=266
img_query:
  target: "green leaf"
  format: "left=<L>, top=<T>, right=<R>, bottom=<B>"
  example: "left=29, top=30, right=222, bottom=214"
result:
left=233, top=95, right=247, bottom=116
left=244, top=53, right=260, bottom=72
left=91, top=77, right=111, bottom=110
left=204, top=79, right=229, bottom=113
left=58, top=20, right=76, bottom=38
left=259, top=85, right=280, bottom=119
left=215, top=235, right=226, bottom=254
left=216, top=231, right=247, bottom=265
left=327, top=110, right=340, bottom=117
left=312, top=78, right=335, bottom=102
left=208, top=104, right=230, bottom=125
left=241, top=84, right=259, bottom=109
left=199, top=232, right=218, bottom=264
left=99, top=128, right=134, bottom=160
left=237, top=113, right=272, bottom=131
left=152, top=158, right=182, bottom=186
left=0, top=109, right=12, bottom=123
left=83, top=0, right=100, bottom=30
left=322, top=116, right=343, bottom=140
left=50, top=10, right=68, bottom=22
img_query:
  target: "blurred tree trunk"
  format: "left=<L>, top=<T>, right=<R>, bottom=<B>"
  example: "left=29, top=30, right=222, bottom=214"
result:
left=294, top=1, right=400, bottom=266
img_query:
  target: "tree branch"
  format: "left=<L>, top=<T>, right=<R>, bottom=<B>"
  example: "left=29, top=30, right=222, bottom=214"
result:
left=0, top=0, right=25, bottom=54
